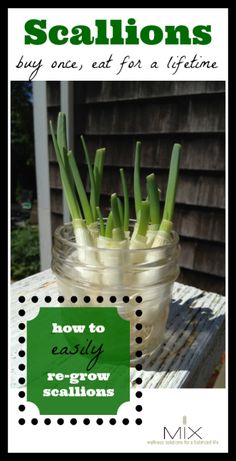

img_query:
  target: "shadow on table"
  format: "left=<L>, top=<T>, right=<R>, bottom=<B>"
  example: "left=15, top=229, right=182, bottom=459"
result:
left=140, top=291, right=225, bottom=374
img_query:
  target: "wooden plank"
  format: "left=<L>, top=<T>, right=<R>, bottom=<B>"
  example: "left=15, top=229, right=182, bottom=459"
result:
left=179, top=239, right=225, bottom=277
left=193, top=241, right=225, bottom=276
left=47, top=106, right=60, bottom=130
left=50, top=189, right=63, bottom=214
left=178, top=239, right=195, bottom=269
left=130, top=283, right=225, bottom=388
left=75, top=134, right=225, bottom=171
left=183, top=326, right=225, bottom=388
left=51, top=212, right=63, bottom=235
left=46, top=81, right=60, bottom=107
left=78, top=81, right=225, bottom=103
left=49, top=163, right=61, bottom=189
left=178, top=269, right=225, bottom=295
left=11, top=270, right=225, bottom=389
left=77, top=95, right=225, bottom=135
left=48, top=136, right=57, bottom=162
left=174, top=207, right=225, bottom=243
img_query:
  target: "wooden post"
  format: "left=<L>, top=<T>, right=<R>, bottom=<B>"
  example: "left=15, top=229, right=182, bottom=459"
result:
left=33, top=82, right=52, bottom=270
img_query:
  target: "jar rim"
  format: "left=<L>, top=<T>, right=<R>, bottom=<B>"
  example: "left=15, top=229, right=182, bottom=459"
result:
left=54, top=220, right=179, bottom=254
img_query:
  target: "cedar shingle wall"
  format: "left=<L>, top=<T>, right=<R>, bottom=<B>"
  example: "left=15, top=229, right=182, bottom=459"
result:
left=48, top=81, right=225, bottom=294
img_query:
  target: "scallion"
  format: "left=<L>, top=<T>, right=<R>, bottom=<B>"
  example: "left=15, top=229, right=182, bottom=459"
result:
left=50, top=121, right=81, bottom=220
left=68, top=150, right=94, bottom=226
left=160, top=143, right=181, bottom=229
left=120, top=168, right=129, bottom=232
left=146, top=173, right=161, bottom=228
left=96, top=206, right=105, bottom=236
left=136, top=200, right=150, bottom=237
left=93, top=148, right=106, bottom=206
left=117, top=197, right=124, bottom=228
left=80, top=135, right=97, bottom=221
left=57, top=112, right=75, bottom=195
left=111, top=193, right=125, bottom=241
left=105, top=211, right=114, bottom=239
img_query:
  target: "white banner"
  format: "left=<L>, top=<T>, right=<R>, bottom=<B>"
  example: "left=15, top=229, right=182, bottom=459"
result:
left=8, top=8, right=228, bottom=81
left=9, top=389, right=228, bottom=453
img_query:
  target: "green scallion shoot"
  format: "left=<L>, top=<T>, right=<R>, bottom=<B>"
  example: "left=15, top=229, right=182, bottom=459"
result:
left=57, top=112, right=75, bottom=194
left=105, top=211, right=114, bottom=238
left=120, top=168, right=129, bottom=232
left=117, top=197, right=124, bottom=228
left=96, top=206, right=105, bottom=236
left=136, top=200, right=150, bottom=236
left=146, top=173, right=161, bottom=228
left=111, top=193, right=125, bottom=241
left=50, top=120, right=81, bottom=220
left=93, top=148, right=106, bottom=206
left=80, top=135, right=97, bottom=221
left=67, top=150, right=94, bottom=226
left=159, top=143, right=181, bottom=233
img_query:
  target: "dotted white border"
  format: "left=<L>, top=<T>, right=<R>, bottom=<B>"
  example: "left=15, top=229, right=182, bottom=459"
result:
left=17, top=295, right=143, bottom=426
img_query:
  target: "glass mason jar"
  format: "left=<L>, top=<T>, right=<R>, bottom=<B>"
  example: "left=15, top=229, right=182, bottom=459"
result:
left=52, top=221, right=180, bottom=363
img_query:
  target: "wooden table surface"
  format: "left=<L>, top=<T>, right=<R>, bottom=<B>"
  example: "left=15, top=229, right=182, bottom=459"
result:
left=11, top=269, right=225, bottom=389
